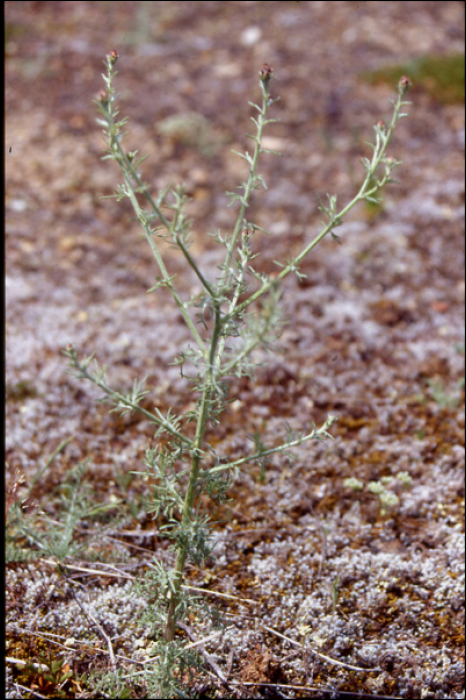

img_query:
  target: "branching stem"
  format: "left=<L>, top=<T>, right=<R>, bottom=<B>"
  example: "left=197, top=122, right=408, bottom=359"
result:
left=69, top=55, right=411, bottom=676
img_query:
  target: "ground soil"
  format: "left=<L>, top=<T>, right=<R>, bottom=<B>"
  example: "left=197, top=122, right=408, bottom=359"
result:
left=5, top=2, right=465, bottom=698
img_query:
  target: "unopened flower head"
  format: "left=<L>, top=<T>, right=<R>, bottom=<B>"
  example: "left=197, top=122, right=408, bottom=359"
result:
left=398, top=75, right=412, bottom=96
left=108, top=49, right=119, bottom=66
left=259, top=63, right=274, bottom=92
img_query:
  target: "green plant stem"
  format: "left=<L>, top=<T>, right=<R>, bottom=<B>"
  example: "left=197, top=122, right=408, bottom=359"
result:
left=165, top=290, right=224, bottom=640
left=27, top=436, right=73, bottom=495
left=226, top=86, right=407, bottom=320
left=219, top=77, right=274, bottom=293
left=121, top=172, right=207, bottom=355
left=175, top=233, right=218, bottom=300
left=75, top=359, right=193, bottom=447
left=207, top=414, right=337, bottom=475
left=165, top=385, right=214, bottom=641
left=100, top=70, right=207, bottom=357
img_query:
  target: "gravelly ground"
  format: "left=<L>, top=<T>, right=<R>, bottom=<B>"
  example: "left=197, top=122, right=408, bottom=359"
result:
left=6, top=2, right=465, bottom=698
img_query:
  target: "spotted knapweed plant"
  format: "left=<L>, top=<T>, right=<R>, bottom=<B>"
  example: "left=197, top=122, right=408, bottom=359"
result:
left=63, top=52, right=410, bottom=693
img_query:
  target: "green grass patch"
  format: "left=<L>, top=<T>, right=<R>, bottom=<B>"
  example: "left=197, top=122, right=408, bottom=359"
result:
left=362, top=53, right=465, bottom=104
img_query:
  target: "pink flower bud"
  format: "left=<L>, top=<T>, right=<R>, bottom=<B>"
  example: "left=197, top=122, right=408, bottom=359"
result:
left=398, top=75, right=411, bottom=96
left=259, top=63, right=273, bottom=80
left=108, top=50, right=118, bottom=66
left=259, top=63, right=274, bottom=92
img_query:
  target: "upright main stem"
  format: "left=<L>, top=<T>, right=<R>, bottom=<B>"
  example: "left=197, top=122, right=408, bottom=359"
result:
left=164, top=387, right=212, bottom=642
left=165, top=312, right=222, bottom=641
